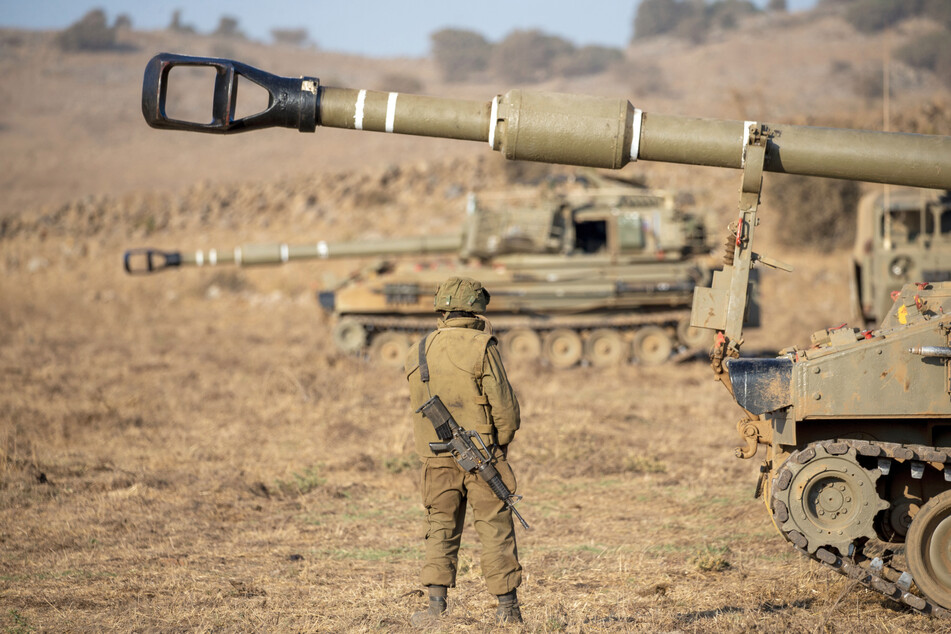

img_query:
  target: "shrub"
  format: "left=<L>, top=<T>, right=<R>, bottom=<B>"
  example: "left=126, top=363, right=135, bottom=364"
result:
left=168, top=10, right=195, bottom=34
left=766, top=174, right=861, bottom=250
left=271, top=28, right=310, bottom=47
left=430, top=28, right=491, bottom=82
left=213, top=16, right=245, bottom=39
left=55, top=9, right=116, bottom=51
left=840, top=0, right=951, bottom=32
left=633, top=0, right=760, bottom=42
left=633, top=0, right=687, bottom=39
left=896, top=30, right=951, bottom=88
left=553, top=45, right=624, bottom=77
left=490, top=30, right=575, bottom=83
left=708, top=0, right=758, bottom=30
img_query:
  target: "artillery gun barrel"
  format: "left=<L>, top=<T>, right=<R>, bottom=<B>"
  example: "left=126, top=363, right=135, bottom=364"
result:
left=143, top=54, right=951, bottom=190
left=124, top=234, right=462, bottom=274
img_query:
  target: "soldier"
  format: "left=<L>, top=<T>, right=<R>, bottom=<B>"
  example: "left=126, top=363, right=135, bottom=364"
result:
left=404, top=276, right=523, bottom=626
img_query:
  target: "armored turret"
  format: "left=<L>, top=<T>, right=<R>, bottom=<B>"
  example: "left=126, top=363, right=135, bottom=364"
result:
left=139, top=53, right=951, bottom=614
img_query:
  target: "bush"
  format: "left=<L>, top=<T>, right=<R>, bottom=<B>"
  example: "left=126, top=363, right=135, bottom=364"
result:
left=430, top=28, right=491, bottom=82
left=708, top=0, right=758, bottom=30
left=489, top=30, right=575, bottom=83
left=840, top=0, right=951, bottom=32
left=553, top=45, right=624, bottom=77
left=633, top=0, right=760, bottom=42
left=55, top=9, right=116, bottom=51
left=213, top=16, right=245, bottom=39
left=896, top=30, right=951, bottom=88
left=271, top=28, right=309, bottom=47
left=766, top=174, right=861, bottom=250
left=633, top=0, right=688, bottom=39
left=168, top=10, right=195, bottom=34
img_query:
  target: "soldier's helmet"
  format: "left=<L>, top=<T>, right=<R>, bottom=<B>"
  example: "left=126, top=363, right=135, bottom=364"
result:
left=433, top=277, right=490, bottom=314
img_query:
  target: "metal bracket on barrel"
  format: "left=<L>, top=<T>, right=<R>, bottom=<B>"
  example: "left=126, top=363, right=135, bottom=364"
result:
left=723, top=123, right=767, bottom=351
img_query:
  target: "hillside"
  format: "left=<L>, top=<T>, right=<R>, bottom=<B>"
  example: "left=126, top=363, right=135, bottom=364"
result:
left=2, top=9, right=951, bottom=632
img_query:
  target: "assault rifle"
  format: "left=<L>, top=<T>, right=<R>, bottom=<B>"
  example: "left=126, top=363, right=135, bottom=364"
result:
left=416, top=395, right=530, bottom=530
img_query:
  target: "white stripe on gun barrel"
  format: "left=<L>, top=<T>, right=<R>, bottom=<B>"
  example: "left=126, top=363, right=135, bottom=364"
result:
left=741, top=120, right=757, bottom=167
left=196, top=250, right=204, bottom=266
left=354, top=89, right=367, bottom=131
left=488, top=96, right=499, bottom=148
left=235, top=247, right=242, bottom=266
left=317, top=241, right=329, bottom=258
left=629, top=108, right=643, bottom=161
left=385, top=92, right=398, bottom=133
left=280, top=244, right=289, bottom=263
left=209, top=249, right=217, bottom=266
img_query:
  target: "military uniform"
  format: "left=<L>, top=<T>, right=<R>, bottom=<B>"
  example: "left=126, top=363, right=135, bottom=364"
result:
left=404, top=277, right=523, bottom=623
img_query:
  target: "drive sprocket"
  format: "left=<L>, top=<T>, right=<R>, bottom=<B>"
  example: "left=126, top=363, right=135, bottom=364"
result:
left=772, top=443, right=889, bottom=556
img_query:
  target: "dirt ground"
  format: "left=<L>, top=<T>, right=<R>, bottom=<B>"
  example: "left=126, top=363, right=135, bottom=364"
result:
left=2, top=12, right=951, bottom=633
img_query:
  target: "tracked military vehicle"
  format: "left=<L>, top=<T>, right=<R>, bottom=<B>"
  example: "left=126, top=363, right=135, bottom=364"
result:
left=139, top=53, right=951, bottom=614
left=126, top=181, right=715, bottom=367
left=850, top=188, right=951, bottom=325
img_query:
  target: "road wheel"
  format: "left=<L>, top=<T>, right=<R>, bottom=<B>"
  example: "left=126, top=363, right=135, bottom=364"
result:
left=542, top=328, right=583, bottom=369
left=631, top=326, right=673, bottom=366
left=676, top=316, right=710, bottom=349
left=584, top=329, right=627, bottom=367
left=906, top=489, right=951, bottom=609
left=500, top=328, right=541, bottom=363
left=369, top=332, right=410, bottom=367
left=332, top=318, right=367, bottom=354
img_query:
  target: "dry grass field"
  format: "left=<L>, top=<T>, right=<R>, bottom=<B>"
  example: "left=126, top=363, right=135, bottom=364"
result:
left=2, top=9, right=951, bottom=633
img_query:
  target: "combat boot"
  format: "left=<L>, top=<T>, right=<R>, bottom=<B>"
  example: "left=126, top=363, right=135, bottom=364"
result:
left=411, top=585, right=447, bottom=628
left=495, top=589, right=522, bottom=624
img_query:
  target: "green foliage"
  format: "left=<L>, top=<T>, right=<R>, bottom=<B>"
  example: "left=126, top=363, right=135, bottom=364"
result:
left=553, top=45, right=624, bottom=77
left=168, top=10, right=196, bottom=34
left=624, top=455, right=667, bottom=474
left=6, top=609, right=34, bottom=634
left=766, top=174, right=861, bottom=251
left=840, top=0, right=951, bottom=32
left=488, top=30, right=623, bottom=83
left=896, top=30, right=951, bottom=88
left=430, top=28, right=492, bottom=82
left=633, top=0, right=760, bottom=42
left=213, top=16, right=245, bottom=39
left=633, top=0, right=689, bottom=40
left=55, top=9, right=117, bottom=51
left=690, top=545, right=732, bottom=572
left=270, top=28, right=310, bottom=47
left=708, top=0, right=759, bottom=30
left=431, top=27, right=622, bottom=83
left=383, top=454, right=417, bottom=474
left=275, top=465, right=325, bottom=497
left=490, top=30, right=575, bottom=82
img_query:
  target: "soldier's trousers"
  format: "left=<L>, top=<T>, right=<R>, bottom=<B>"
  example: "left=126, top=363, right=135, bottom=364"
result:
left=419, top=455, right=522, bottom=595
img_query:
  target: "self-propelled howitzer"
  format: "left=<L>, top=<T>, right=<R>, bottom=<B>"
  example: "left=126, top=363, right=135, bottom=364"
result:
left=125, top=184, right=716, bottom=367
left=141, top=53, right=951, bottom=614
